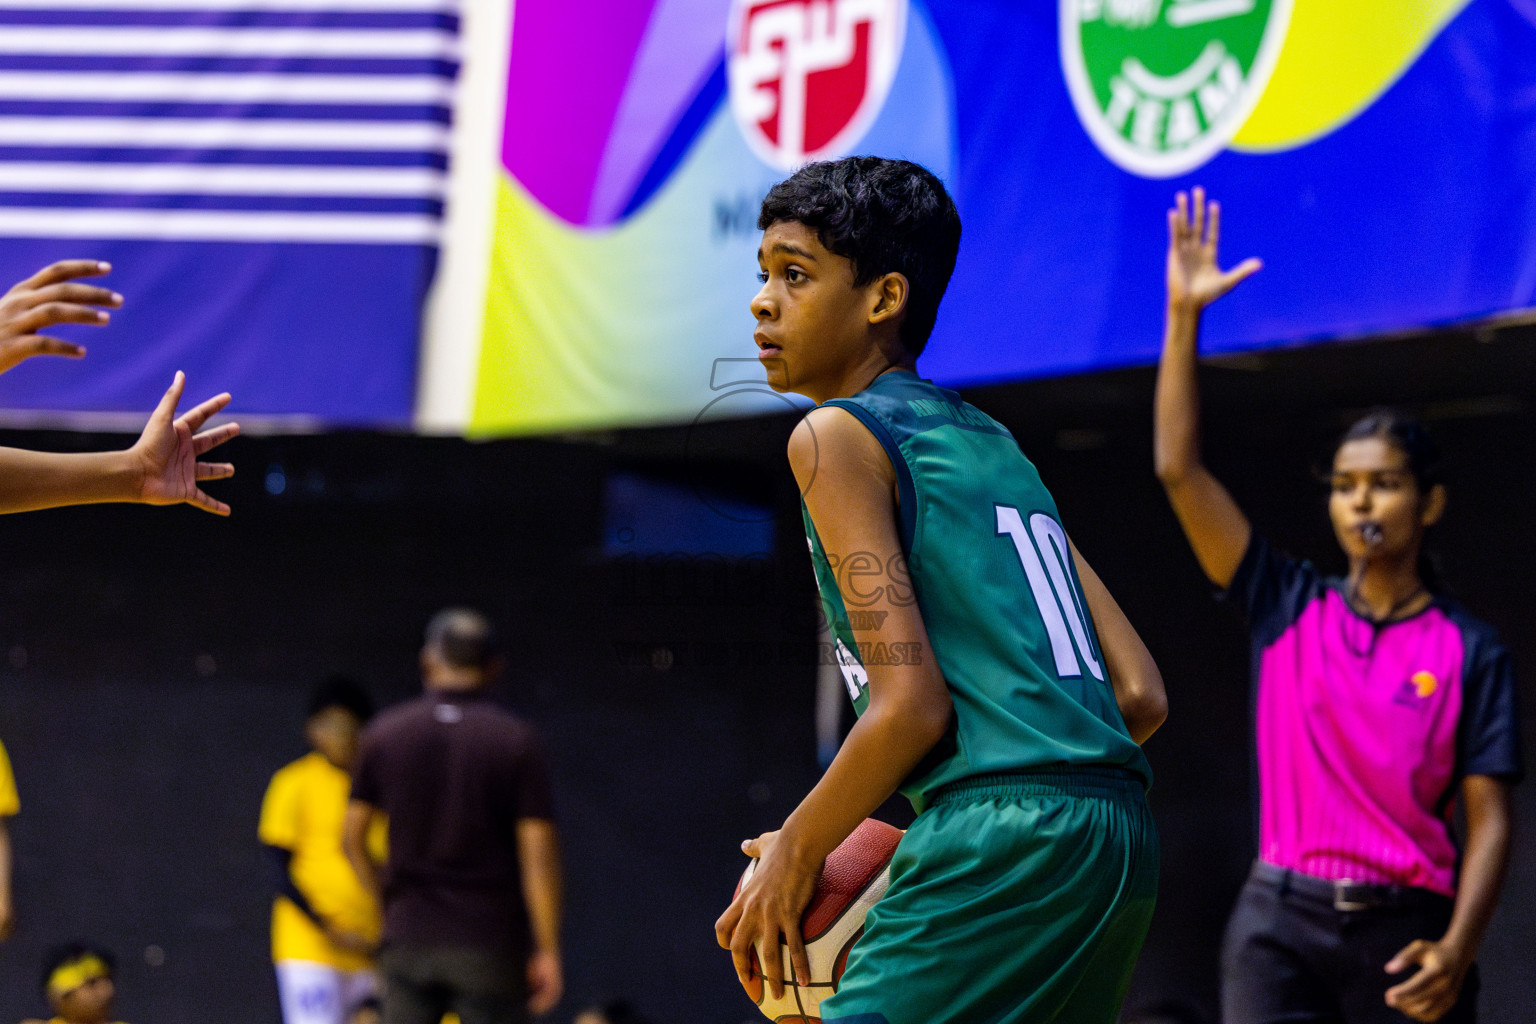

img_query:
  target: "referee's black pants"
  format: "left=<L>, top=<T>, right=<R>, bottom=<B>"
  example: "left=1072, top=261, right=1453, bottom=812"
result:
left=1222, top=861, right=1477, bottom=1024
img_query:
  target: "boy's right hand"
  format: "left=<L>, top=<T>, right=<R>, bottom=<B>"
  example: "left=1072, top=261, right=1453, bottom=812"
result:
left=1167, top=186, right=1262, bottom=313
left=0, top=260, right=122, bottom=376
left=715, top=828, right=819, bottom=1003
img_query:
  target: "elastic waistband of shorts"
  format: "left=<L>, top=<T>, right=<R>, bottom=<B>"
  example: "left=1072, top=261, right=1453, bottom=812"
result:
left=928, top=765, right=1146, bottom=806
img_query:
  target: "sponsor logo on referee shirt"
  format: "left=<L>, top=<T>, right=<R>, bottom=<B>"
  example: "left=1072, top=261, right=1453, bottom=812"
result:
left=1394, top=670, right=1439, bottom=707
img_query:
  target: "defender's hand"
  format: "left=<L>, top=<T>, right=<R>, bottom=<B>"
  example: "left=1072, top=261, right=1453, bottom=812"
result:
left=714, top=829, right=818, bottom=1002
left=526, top=949, right=563, bottom=1016
left=1384, top=938, right=1471, bottom=1022
left=1167, top=186, right=1262, bottom=312
left=129, top=372, right=240, bottom=516
left=0, top=259, right=122, bottom=376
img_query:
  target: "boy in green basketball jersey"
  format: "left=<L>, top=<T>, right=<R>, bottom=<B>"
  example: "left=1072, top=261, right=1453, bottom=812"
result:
left=714, top=157, right=1167, bottom=1024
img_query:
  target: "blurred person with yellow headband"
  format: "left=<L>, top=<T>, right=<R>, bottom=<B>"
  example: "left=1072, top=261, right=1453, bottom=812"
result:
left=20, top=941, right=126, bottom=1024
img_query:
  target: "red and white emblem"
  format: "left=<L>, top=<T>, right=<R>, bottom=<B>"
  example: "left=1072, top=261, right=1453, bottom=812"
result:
left=728, top=0, right=908, bottom=170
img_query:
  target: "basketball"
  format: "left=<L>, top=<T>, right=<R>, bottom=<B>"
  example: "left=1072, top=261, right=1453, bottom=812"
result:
left=734, top=818, right=904, bottom=1023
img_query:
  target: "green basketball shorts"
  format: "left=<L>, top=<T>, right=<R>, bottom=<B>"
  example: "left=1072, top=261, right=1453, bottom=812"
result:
left=821, top=767, right=1159, bottom=1024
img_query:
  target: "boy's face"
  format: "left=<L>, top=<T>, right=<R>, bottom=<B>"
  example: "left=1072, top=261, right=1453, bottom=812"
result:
left=752, top=220, right=891, bottom=402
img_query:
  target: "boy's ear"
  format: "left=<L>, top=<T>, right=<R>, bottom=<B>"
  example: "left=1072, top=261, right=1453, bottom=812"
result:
left=868, top=272, right=908, bottom=325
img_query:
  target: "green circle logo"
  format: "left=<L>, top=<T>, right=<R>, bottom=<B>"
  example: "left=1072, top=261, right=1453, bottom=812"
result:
left=1060, top=0, right=1292, bottom=177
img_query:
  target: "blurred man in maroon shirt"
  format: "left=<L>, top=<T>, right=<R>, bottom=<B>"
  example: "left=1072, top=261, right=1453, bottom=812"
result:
left=345, top=609, right=563, bottom=1024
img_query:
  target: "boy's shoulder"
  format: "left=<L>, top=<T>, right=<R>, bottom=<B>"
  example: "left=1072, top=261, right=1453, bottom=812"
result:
left=834, top=371, right=1012, bottom=442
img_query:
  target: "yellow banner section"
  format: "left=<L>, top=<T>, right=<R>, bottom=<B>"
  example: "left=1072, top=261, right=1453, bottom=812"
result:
left=1233, top=0, right=1470, bottom=150
left=473, top=152, right=764, bottom=437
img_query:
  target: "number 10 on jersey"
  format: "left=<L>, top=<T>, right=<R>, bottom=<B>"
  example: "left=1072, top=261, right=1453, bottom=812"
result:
left=995, top=505, right=1106, bottom=683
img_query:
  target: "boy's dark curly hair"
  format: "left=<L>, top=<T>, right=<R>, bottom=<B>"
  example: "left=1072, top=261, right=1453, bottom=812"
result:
left=759, top=156, right=961, bottom=357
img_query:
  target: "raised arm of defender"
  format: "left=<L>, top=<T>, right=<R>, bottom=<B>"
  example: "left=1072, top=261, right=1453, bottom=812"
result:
left=1153, top=187, right=1263, bottom=589
left=0, top=260, right=238, bottom=516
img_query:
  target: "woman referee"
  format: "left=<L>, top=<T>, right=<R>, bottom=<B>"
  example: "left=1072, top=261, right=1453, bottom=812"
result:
left=1153, top=188, right=1521, bottom=1024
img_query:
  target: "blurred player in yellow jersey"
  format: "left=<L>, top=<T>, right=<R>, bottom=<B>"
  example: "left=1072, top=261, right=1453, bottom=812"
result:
left=260, top=676, right=386, bottom=1024
left=0, top=737, right=18, bottom=940
left=21, top=941, right=127, bottom=1024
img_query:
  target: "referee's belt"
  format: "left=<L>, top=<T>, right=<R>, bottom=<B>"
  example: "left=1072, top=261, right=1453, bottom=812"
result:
left=1251, top=860, right=1451, bottom=913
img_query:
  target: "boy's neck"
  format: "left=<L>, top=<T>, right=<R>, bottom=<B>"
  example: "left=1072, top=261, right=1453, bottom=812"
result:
left=815, top=348, right=915, bottom=404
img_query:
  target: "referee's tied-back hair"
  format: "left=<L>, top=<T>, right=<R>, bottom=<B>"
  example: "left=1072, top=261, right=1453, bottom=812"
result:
left=424, top=607, right=498, bottom=670
left=759, top=156, right=961, bottom=358
left=1338, top=408, right=1443, bottom=494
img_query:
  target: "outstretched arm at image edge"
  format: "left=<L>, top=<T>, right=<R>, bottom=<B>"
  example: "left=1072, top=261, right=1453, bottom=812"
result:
left=1070, top=539, right=1166, bottom=744
left=0, top=818, right=12, bottom=940
left=1154, top=187, right=1261, bottom=589
left=0, top=446, right=148, bottom=513
left=1384, top=775, right=1514, bottom=1022
left=518, top=817, right=564, bottom=1016
left=715, top=407, right=953, bottom=1001
left=0, top=372, right=238, bottom=516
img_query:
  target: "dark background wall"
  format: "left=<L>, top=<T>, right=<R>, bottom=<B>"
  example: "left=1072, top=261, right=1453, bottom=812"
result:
left=0, top=323, right=1530, bottom=1023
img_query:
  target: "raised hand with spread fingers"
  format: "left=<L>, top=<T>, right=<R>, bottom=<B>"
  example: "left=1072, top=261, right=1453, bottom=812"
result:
left=129, top=371, right=239, bottom=516
left=0, top=370, right=239, bottom=516
left=1166, top=186, right=1263, bottom=313
left=0, top=259, right=122, bottom=376
left=0, top=259, right=239, bottom=516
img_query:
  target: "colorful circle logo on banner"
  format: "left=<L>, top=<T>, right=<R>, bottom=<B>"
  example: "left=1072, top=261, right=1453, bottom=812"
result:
left=729, top=0, right=909, bottom=170
left=1060, top=0, right=1292, bottom=177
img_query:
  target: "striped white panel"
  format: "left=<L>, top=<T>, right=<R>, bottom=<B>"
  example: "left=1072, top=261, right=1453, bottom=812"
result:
left=0, top=163, right=445, bottom=196
left=0, top=205, right=440, bottom=242
left=0, top=0, right=453, bottom=9
left=0, top=28, right=459, bottom=59
left=0, top=116, right=449, bottom=148
left=0, top=72, right=455, bottom=105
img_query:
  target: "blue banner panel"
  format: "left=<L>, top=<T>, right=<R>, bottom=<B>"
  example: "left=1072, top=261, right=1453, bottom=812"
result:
left=920, top=0, right=1536, bottom=386
left=0, top=239, right=433, bottom=422
left=472, top=0, right=1536, bottom=436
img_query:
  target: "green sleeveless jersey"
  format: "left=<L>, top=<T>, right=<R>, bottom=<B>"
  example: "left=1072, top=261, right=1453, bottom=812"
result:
left=804, top=371, right=1151, bottom=811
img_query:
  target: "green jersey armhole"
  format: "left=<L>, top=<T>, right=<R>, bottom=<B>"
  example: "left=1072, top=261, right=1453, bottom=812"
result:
left=823, top=397, right=919, bottom=559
